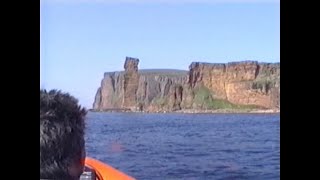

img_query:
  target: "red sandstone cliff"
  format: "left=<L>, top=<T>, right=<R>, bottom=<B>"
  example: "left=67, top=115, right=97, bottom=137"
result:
left=188, top=61, right=280, bottom=108
left=93, top=57, right=280, bottom=112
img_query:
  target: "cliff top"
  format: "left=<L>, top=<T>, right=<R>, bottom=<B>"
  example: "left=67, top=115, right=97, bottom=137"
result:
left=190, top=60, right=279, bottom=66
left=104, top=69, right=188, bottom=77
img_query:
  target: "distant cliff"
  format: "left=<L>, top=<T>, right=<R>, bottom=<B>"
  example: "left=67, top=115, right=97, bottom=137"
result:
left=93, top=57, right=280, bottom=112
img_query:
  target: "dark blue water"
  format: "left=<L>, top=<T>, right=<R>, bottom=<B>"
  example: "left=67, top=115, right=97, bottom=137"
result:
left=85, top=112, right=280, bottom=180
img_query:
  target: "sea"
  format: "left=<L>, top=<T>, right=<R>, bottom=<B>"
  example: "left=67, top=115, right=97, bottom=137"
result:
left=85, top=112, right=280, bottom=180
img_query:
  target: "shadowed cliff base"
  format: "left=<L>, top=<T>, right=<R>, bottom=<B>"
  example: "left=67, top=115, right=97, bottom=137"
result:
left=93, top=57, right=280, bottom=113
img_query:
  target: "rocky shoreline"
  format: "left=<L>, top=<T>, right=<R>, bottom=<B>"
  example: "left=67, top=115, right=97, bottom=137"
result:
left=173, top=109, right=280, bottom=114
left=89, top=108, right=280, bottom=114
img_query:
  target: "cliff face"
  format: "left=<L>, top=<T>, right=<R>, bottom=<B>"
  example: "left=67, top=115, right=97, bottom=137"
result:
left=93, top=57, right=280, bottom=112
left=188, top=61, right=280, bottom=108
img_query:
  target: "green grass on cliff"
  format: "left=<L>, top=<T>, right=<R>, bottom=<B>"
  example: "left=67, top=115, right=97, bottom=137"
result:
left=207, top=99, right=259, bottom=110
left=193, top=85, right=259, bottom=110
left=152, top=96, right=168, bottom=108
left=139, top=69, right=188, bottom=77
left=193, top=85, right=213, bottom=106
left=252, top=77, right=279, bottom=93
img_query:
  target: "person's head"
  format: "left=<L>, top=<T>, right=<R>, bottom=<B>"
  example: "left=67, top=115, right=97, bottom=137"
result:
left=40, top=89, right=87, bottom=180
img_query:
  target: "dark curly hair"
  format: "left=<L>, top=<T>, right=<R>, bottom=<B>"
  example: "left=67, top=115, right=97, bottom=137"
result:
left=40, top=89, right=87, bottom=180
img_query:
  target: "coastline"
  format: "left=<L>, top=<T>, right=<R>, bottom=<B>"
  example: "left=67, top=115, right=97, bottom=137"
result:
left=173, top=109, right=280, bottom=114
left=89, top=108, right=280, bottom=114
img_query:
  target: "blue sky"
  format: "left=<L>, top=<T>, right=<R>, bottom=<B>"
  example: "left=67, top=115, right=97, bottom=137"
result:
left=40, top=0, right=280, bottom=108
